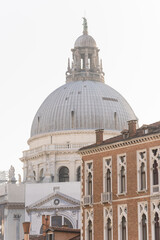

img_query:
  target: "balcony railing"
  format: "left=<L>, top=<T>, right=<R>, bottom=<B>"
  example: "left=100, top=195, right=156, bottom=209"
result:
left=101, top=192, right=112, bottom=203
left=23, top=143, right=89, bottom=158
left=83, top=195, right=93, bottom=205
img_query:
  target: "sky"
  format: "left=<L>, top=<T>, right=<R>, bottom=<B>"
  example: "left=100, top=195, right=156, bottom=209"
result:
left=0, top=0, right=160, bottom=178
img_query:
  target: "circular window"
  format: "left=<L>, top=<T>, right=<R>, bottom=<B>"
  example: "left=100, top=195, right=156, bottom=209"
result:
left=54, top=199, right=60, bottom=205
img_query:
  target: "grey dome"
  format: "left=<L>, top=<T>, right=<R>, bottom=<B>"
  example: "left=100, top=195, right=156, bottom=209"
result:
left=74, top=34, right=97, bottom=48
left=31, top=80, right=137, bottom=137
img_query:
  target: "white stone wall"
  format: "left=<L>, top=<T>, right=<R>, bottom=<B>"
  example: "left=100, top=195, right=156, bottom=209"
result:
left=21, top=130, right=119, bottom=182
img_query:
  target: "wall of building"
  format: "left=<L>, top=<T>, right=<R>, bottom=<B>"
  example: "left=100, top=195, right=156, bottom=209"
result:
left=0, top=182, right=25, bottom=240
left=81, top=137, right=160, bottom=240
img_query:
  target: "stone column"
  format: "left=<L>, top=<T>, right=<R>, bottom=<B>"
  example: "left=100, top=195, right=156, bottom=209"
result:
left=85, top=49, right=88, bottom=70
left=52, top=154, right=56, bottom=182
left=69, top=158, right=76, bottom=182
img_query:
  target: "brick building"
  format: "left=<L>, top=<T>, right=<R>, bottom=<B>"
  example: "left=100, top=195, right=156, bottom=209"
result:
left=79, top=120, right=160, bottom=240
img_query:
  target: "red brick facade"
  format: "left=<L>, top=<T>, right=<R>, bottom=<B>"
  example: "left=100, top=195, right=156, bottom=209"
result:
left=80, top=121, right=160, bottom=240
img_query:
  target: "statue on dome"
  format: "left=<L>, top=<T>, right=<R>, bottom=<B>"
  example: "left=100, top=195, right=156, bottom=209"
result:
left=83, top=17, right=88, bottom=34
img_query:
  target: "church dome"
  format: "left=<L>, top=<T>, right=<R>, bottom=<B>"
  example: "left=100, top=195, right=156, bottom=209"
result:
left=31, top=80, right=137, bottom=137
left=30, top=18, right=137, bottom=137
left=74, top=34, right=97, bottom=48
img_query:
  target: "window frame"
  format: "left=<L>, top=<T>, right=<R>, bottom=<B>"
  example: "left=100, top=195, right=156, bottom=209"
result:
left=137, top=149, right=147, bottom=192
left=58, top=166, right=69, bottom=182
left=118, top=204, right=128, bottom=240
left=103, top=157, right=112, bottom=194
left=138, top=202, right=148, bottom=240
left=85, top=160, right=93, bottom=197
left=150, top=146, right=160, bottom=194
left=117, top=154, right=127, bottom=195
left=104, top=207, right=113, bottom=240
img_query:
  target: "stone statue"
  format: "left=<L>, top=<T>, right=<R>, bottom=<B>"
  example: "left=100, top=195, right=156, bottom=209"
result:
left=8, top=165, right=16, bottom=183
left=83, top=17, right=88, bottom=34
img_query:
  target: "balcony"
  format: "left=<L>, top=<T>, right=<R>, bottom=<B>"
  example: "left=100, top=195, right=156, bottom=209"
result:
left=101, top=192, right=112, bottom=203
left=83, top=195, right=93, bottom=206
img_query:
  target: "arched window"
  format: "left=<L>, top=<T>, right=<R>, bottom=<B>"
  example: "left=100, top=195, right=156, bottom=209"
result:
left=51, top=216, right=73, bottom=228
left=107, top=218, right=112, bottom=240
left=88, top=220, right=92, bottom=240
left=106, top=169, right=111, bottom=193
left=120, top=166, right=125, bottom=193
left=122, top=216, right=126, bottom=240
left=155, top=212, right=160, bottom=240
left=59, top=167, right=69, bottom=182
left=77, top=166, right=81, bottom=181
left=88, top=172, right=92, bottom=195
left=153, top=160, right=158, bottom=185
left=142, top=214, right=147, bottom=240
left=140, top=163, right=146, bottom=190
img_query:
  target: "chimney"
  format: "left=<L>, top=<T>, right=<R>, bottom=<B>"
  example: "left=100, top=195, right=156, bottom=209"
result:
left=23, top=222, right=31, bottom=240
left=128, top=120, right=137, bottom=137
left=42, top=215, right=50, bottom=236
left=95, top=129, right=104, bottom=145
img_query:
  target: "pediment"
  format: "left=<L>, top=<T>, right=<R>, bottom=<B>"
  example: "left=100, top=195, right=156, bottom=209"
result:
left=26, top=191, right=80, bottom=212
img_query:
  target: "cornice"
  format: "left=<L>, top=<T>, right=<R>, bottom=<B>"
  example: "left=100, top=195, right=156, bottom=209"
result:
left=20, top=149, right=79, bottom=161
left=27, top=191, right=80, bottom=209
left=27, top=129, right=119, bottom=144
left=79, top=133, right=160, bottom=156
left=26, top=205, right=80, bottom=213
left=6, top=202, right=25, bottom=209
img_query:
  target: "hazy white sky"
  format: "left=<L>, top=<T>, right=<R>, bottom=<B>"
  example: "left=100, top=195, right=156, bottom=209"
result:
left=0, top=0, right=160, bottom=177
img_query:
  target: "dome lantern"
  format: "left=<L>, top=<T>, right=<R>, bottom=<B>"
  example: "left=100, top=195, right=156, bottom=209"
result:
left=66, top=18, right=104, bottom=83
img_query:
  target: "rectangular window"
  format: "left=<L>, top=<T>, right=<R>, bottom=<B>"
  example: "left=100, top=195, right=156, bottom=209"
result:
left=101, top=157, right=112, bottom=203
left=84, top=161, right=93, bottom=205
left=137, top=150, right=147, bottom=192
left=138, top=202, right=148, bottom=240
left=151, top=200, right=160, bottom=240
left=85, top=209, right=93, bottom=240
left=104, top=207, right=113, bottom=240
left=150, top=147, right=160, bottom=193
left=118, top=205, right=128, bottom=240
left=117, top=154, right=127, bottom=195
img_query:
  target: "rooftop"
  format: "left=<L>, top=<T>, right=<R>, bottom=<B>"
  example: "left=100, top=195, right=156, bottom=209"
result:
left=79, top=120, right=160, bottom=152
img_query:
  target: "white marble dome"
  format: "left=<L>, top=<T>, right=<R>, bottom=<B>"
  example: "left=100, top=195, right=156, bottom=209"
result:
left=31, top=80, right=137, bottom=137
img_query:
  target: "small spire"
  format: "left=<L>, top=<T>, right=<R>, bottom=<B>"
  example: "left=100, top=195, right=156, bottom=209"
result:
left=68, top=58, right=70, bottom=71
left=83, top=17, right=88, bottom=35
